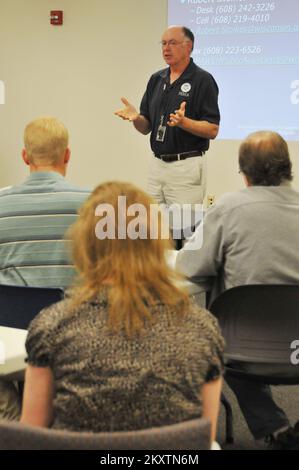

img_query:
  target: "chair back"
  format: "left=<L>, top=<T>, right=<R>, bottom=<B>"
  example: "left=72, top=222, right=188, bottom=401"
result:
left=0, top=418, right=211, bottom=450
left=0, top=284, right=64, bottom=329
left=210, top=285, right=299, bottom=365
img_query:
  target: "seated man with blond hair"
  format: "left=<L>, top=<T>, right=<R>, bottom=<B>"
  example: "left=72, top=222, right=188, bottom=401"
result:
left=0, top=117, right=90, bottom=419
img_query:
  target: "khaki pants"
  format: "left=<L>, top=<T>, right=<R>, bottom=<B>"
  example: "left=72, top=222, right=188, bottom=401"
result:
left=0, top=380, right=21, bottom=420
left=147, top=155, right=206, bottom=241
left=147, top=155, right=207, bottom=206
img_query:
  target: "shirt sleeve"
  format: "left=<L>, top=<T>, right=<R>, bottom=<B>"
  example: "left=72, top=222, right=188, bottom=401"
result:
left=205, top=336, right=225, bottom=382
left=175, top=203, right=226, bottom=283
left=201, top=310, right=225, bottom=382
left=196, top=72, right=220, bottom=125
left=140, top=75, right=155, bottom=122
left=140, top=90, right=149, bottom=120
left=25, top=306, right=57, bottom=367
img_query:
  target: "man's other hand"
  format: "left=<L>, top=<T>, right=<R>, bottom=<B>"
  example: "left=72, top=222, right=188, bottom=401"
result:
left=115, top=98, right=139, bottom=122
left=167, top=101, right=186, bottom=127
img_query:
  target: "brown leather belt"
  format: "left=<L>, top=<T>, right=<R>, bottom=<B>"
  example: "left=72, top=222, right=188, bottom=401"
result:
left=154, top=150, right=205, bottom=162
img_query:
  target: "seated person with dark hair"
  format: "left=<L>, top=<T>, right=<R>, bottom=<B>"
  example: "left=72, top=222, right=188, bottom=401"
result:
left=176, top=131, right=299, bottom=449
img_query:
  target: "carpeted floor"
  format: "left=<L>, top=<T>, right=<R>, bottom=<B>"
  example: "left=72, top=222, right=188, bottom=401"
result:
left=216, top=382, right=299, bottom=450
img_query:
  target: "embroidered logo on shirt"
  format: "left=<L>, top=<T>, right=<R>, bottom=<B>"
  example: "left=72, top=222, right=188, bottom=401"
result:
left=179, top=82, right=191, bottom=97
left=181, top=83, right=191, bottom=93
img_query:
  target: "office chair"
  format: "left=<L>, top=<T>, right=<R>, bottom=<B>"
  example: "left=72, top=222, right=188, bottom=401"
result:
left=0, top=284, right=64, bottom=329
left=0, top=418, right=211, bottom=450
left=210, top=284, right=299, bottom=444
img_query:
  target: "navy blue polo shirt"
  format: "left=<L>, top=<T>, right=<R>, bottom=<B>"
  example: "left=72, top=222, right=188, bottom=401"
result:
left=140, top=58, right=220, bottom=156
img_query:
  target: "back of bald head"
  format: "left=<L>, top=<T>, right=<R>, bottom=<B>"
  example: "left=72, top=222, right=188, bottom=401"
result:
left=239, top=131, right=292, bottom=186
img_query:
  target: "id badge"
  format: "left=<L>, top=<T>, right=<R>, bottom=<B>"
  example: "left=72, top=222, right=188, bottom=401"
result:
left=156, top=124, right=166, bottom=142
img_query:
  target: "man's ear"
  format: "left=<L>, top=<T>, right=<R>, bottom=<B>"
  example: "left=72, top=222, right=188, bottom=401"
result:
left=187, top=40, right=193, bottom=55
left=64, top=148, right=71, bottom=164
left=22, top=149, right=30, bottom=166
left=243, top=174, right=251, bottom=187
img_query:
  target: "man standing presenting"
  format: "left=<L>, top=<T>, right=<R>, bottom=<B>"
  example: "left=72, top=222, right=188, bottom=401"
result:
left=115, top=26, right=220, bottom=216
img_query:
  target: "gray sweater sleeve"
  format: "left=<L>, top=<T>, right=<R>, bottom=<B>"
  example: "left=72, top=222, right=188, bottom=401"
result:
left=175, top=204, right=226, bottom=284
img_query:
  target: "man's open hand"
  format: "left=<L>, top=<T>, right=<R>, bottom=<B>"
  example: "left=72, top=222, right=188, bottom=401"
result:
left=167, top=101, right=186, bottom=127
left=115, top=97, right=139, bottom=122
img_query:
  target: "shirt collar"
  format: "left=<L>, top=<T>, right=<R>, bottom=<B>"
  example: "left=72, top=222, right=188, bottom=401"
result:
left=160, top=57, right=195, bottom=82
left=24, top=171, right=65, bottom=184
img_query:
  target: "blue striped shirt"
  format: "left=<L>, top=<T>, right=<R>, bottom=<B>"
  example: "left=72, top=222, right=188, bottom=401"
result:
left=0, top=172, right=90, bottom=288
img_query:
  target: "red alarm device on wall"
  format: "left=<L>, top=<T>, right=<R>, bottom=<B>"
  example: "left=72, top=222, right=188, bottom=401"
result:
left=50, top=11, right=63, bottom=26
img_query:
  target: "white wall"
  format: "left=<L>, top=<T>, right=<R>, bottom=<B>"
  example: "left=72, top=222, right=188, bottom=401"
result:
left=0, top=0, right=298, bottom=200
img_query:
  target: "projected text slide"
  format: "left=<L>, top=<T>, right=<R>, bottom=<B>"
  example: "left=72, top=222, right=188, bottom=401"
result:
left=169, top=0, right=299, bottom=140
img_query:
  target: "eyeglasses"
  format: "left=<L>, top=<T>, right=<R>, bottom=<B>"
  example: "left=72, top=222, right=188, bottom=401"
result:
left=160, top=40, right=187, bottom=48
